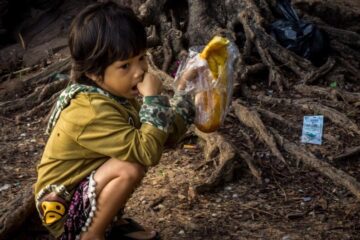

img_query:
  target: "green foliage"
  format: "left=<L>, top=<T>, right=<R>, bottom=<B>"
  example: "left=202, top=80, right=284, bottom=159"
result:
left=329, top=81, right=337, bottom=88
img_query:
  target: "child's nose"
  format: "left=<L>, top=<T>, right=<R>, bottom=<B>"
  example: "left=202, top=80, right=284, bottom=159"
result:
left=134, top=65, right=146, bottom=79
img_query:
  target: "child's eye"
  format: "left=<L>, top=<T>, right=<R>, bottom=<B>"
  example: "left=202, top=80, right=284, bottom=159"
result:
left=119, top=63, right=130, bottom=69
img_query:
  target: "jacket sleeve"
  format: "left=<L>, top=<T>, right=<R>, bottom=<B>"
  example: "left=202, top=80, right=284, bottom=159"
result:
left=166, top=92, right=195, bottom=146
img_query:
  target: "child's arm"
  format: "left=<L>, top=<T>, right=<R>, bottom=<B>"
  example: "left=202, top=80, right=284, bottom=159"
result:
left=74, top=95, right=172, bottom=167
left=165, top=93, right=195, bottom=146
left=164, top=67, right=202, bottom=146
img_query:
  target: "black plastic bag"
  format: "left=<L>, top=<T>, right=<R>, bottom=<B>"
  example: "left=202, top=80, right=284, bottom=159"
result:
left=270, top=0, right=329, bottom=66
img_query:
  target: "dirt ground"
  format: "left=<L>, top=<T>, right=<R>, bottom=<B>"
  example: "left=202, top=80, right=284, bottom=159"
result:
left=1, top=0, right=360, bottom=239
left=1, top=102, right=359, bottom=240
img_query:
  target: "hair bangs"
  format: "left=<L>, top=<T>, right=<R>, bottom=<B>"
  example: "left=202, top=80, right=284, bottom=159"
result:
left=107, top=12, right=147, bottom=63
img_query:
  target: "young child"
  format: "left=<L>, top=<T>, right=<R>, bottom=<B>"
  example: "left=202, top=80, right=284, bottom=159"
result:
left=34, top=2, right=194, bottom=240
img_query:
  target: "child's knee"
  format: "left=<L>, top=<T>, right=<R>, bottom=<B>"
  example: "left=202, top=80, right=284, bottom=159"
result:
left=118, top=161, right=145, bottom=183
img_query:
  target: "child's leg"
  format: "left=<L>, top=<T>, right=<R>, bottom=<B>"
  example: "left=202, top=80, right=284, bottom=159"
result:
left=80, top=158, right=154, bottom=240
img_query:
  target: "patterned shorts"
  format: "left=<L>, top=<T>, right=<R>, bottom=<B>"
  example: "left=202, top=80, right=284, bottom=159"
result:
left=60, top=172, right=97, bottom=240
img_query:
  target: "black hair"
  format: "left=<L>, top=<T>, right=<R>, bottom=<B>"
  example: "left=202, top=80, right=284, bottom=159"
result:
left=68, top=1, right=147, bottom=84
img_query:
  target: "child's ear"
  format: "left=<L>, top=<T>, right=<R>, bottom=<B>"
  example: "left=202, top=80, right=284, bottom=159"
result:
left=85, top=73, right=102, bottom=83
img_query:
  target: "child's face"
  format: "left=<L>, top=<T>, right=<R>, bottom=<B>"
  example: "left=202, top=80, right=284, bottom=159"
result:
left=96, top=52, right=148, bottom=99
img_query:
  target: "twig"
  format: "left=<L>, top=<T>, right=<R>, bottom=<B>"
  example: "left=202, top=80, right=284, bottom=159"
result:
left=18, top=32, right=26, bottom=49
left=331, top=146, right=360, bottom=161
left=271, top=169, right=288, bottom=201
left=241, top=204, right=278, bottom=218
left=0, top=116, right=16, bottom=123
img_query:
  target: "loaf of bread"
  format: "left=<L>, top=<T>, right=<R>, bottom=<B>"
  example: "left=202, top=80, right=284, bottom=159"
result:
left=194, top=89, right=226, bottom=132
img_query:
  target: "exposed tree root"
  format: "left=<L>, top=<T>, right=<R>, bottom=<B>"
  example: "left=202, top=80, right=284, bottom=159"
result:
left=303, top=57, right=336, bottom=84
left=187, top=0, right=230, bottom=45
left=146, top=25, right=160, bottom=47
left=237, top=127, right=255, bottom=152
left=0, top=78, right=68, bottom=115
left=0, top=184, right=35, bottom=239
left=161, top=37, right=173, bottom=72
left=193, top=129, right=239, bottom=193
left=147, top=51, right=174, bottom=92
left=194, top=128, right=263, bottom=192
left=300, top=103, right=360, bottom=135
left=236, top=149, right=262, bottom=184
left=256, top=106, right=340, bottom=146
left=23, top=57, right=71, bottom=87
left=257, top=95, right=360, bottom=136
left=271, top=128, right=360, bottom=200
left=256, top=107, right=298, bottom=130
left=331, top=146, right=360, bottom=162
left=337, top=57, right=360, bottom=81
left=232, top=100, right=286, bottom=164
left=239, top=63, right=266, bottom=83
left=238, top=10, right=287, bottom=92
left=319, top=25, right=360, bottom=48
left=237, top=0, right=320, bottom=88
left=138, top=0, right=167, bottom=25
left=18, top=91, right=60, bottom=121
left=294, top=84, right=360, bottom=105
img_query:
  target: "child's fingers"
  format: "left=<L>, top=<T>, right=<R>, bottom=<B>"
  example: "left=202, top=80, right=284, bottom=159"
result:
left=177, top=66, right=207, bottom=90
left=137, top=73, right=162, bottom=96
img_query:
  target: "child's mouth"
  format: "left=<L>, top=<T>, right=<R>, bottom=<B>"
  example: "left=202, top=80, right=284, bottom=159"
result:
left=131, top=86, right=139, bottom=95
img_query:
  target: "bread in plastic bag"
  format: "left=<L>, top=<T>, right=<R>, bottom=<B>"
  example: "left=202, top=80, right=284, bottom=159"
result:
left=174, top=36, right=239, bottom=133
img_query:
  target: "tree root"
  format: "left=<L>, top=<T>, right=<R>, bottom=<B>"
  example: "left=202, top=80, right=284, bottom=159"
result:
left=319, top=25, right=360, bottom=49
left=194, top=128, right=263, bottom=192
left=237, top=127, right=255, bottom=151
left=256, top=107, right=298, bottom=130
left=237, top=0, right=318, bottom=86
left=239, top=63, right=266, bottom=83
left=19, top=91, right=60, bottom=121
left=257, top=95, right=360, bottom=136
left=23, top=57, right=71, bottom=87
left=0, top=184, right=35, bottom=239
left=337, top=57, right=360, bottom=81
left=302, top=103, right=360, bottom=135
left=256, top=106, right=340, bottom=146
left=146, top=25, right=160, bottom=47
left=161, top=37, right=173, bottom=72
left=331, top=146, right=360, bottom=162
left=294, top=84, right=360, bottom=105
left=193, top=129, right=239, bottom=193
left=330, top=41, right=360, bottom=81
left=238, top=10, right=287, bottom=92
left=303, top=57, right=336, bottom=84
left=138, top=0, right=167, bottom=25
left=147, top=51, right=174, bottom=92
left=0, top=78, right=68, bottom=115
left=237, top=149, right=262, bottom=184
left=271, top=128, right=360, bottom=200
left=232, top=100, right=286, bottom=164
left=187, top=0, right=230, bottom=45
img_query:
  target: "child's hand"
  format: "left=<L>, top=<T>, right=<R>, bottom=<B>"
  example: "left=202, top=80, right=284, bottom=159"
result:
left=137, top=72, right=162, bottom=96
left=177, top=65, right=207, bottom=91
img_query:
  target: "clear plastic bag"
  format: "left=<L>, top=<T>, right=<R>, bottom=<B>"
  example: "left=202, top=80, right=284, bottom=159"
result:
left=174, top=36, right=239, bottom=133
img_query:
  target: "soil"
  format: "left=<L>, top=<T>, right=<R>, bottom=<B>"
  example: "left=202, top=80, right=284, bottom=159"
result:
left=1, top=0, right=360, bottom=239
left=2, top=112, right=360, bottom=240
